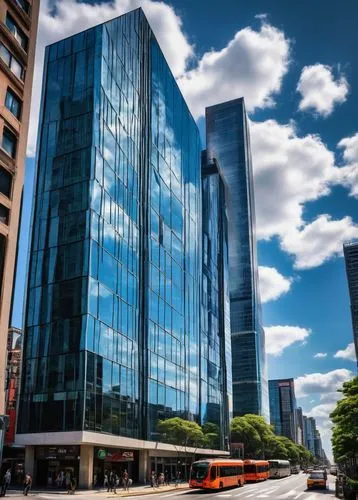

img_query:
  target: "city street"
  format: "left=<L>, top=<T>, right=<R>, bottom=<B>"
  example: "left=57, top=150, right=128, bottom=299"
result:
left=3, top=474, right=336, bottom=499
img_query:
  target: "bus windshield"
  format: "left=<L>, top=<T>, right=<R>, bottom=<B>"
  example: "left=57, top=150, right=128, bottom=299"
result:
left=244, top=464, right=256, bottom=473
left=191, top=462, right=209, bottom=480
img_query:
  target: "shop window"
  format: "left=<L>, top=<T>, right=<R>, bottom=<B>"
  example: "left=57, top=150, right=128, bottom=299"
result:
left=1, top=127, right=17, bottom=158
left=0, top=43, right=25, bottom=80
left=0, top=204, right=9, bottom=225
left=0, top=167, right=12, bottom=198
left=5, top=88, right=22, bottom=119
left=15, top=0, right=30, bottom=14
left=5, top=13, right=28, bottom=51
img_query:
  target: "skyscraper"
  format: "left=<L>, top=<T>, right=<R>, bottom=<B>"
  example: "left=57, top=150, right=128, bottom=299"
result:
left=201, top=153, right=232, bottom=449
left=16, top=8, right=231, bottom=487
left=206, top=98, right=269, bottom=420
left=296, top=407, right=305, bottom=446
left=269, top=378, right=297, bottom=442
left=343, top=241, right=358, bottom=366
left=0, top=0, right=39, bottom=423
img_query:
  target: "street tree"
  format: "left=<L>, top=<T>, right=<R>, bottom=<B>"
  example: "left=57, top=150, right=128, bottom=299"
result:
left=231, top=416, right=262, bottom=458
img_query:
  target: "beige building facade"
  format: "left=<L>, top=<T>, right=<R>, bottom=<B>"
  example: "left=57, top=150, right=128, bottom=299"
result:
left=0, top=0, right=39, bottom=414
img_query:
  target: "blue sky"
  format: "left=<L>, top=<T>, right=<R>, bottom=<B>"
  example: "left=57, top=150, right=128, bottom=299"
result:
left=12, top=0, right=358, bottom=458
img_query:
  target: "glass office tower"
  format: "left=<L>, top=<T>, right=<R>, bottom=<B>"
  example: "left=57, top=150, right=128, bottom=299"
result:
left=206, top=98, right=269, bottom=420
left=201, top=153, right=232, bottom=450
left=268, top=378, right=297, bottom=442
left=343, top=241, right=358, bottom=367
left=16, top=9, right=230, bottom=486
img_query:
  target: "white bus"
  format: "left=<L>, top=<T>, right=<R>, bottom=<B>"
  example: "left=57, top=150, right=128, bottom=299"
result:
left=268, top=460, right=291, bottom=478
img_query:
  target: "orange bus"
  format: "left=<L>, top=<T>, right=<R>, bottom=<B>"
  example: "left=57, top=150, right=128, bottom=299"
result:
left=244, top=460, right=269, bottom=482
left=190, top=459, right=245, bottom=490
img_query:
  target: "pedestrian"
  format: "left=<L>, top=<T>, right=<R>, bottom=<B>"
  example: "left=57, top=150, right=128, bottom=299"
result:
left=23, top=473, right=32, bottom=496
left=122, top=469, right=129, bottom=491
left=71, top=475, right=77, bottom=494
left=175, top=470, right=181, bottom=487
left=113, top=473, right=120, bottom=494
left=150, top=471, right=157, bottom=488
left=0, top=468, right=11, bottom=496
left=108, top=471, right=114, bottom=492
left=104, top=471, right=108, bottom=489
left=158, top=472, right=164, bottom=487
left=164, top=470, right=170, bottom=486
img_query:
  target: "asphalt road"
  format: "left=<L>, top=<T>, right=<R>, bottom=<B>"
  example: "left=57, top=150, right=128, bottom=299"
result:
left=176, top=474, right=336, bottom=500
left=4, top=474, right=337, bottom=499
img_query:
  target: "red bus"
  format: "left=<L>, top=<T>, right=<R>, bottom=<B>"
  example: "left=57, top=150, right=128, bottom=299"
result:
left=244, top=460, right=269, bottom=482
left=190, top=459, right=245, bottom=490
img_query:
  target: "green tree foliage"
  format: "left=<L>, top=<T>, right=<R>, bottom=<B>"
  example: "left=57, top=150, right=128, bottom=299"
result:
left=157, top=417, right=205, bottom=448
left=231, top=416, right=262, bottom=458
left=330, top=376, right=358, bottom=465
left=202, top=422, right=220, bottom=450
left=231, top=414, right=315, bottom=464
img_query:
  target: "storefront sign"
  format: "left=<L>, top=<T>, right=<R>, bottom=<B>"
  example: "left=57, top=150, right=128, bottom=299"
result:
left=36, top=446, right=80, bottom=460
left=96, top=448, right=134, bottom=462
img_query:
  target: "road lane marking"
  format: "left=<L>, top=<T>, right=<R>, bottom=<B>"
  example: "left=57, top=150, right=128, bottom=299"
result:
left=293, top=493, right=305, bottom=499
left=277, top=490, right=298, bottom=498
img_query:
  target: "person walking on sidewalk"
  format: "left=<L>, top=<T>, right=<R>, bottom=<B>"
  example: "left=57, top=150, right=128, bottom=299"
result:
left=150, top=471, right=157, bottom=488
left=122, top=470, right=130, bottom=492
left=0, top=468, right=11, bottom=496
left=23, top=473, right=32, bottom=496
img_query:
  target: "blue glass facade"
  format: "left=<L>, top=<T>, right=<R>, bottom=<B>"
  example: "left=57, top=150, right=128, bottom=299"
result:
left=268, top=379, right=297, bottom=442
left=18, top=8, right=229, bottom=446
left=201, top=154, right=232, bottom=449
left=206, top=98, right=269, bottom=420
left=343, top=241, right=358, bottom=367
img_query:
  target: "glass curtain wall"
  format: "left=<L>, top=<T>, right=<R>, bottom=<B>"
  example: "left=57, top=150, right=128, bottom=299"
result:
left=147, top=38, right=201, bottom=440
left=201, top=156, right=232, bottom=449
left=19, top=9, right=203, bottom=442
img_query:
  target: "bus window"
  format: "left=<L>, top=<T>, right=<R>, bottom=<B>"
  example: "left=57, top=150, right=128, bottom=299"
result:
left=210, top=466, right=217, bottom=480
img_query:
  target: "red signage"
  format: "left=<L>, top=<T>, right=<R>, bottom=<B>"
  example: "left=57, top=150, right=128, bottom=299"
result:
left=97, top=449, right=134, bottom=462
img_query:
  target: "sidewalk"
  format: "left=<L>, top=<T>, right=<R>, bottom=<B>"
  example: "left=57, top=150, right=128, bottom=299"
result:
left=5, top=483, right=190, bottom=497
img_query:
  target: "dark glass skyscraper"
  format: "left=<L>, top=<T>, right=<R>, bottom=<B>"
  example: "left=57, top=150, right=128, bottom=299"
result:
left=269, top=378, right=297, bottom=442
left=16, top=8, right=231, bottom=487
left=206, top=98, right=269, bottom=420
left=343, top=241, right=358, bottom=366
left=201, top=153, right=232, bottom=449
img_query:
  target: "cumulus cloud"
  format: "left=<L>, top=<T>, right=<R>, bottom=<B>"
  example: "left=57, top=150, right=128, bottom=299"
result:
left=258, top=266, right=292, bottom=303
left=265, top=325, right=310, bottom=356
left=250, top=119, right=336, bottom=241
left=27, top=0, right=193, bottom=155
left=280, top=215, right=358, bottom=269
left=177, top=21, right=290, bottom=118
left=335, top=133, right=358, bottom=198
left=314, top=352, right=327, bottom=359
left=297, top=64, right=348, bottom=117
left=334, top=342, right=356, bottom=362
left=295, top=368, right=352, bottom=398
left=250, top=119, right=358, bottom=268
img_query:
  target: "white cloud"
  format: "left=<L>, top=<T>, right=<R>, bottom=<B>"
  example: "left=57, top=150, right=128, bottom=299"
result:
left=295, top=368, right=352, bottom=398
left=335, top=133, right=358, bottom=198
left=314, top=352, right=327, bottom=359
left=250, top=119, right=358, bottom=269
left=265, top=325, right=310, bottom=356
left=334, top=343, right=356, bottom=362
left=177, top=21, right=290, bottom=119
left=250, top=119, right=336, bottom=241
left=27, top=0, right=193, bottom=155
left=297, top=64, right=348, bottom=117
left=308, top=402, right=336, bottom=419
left=258, top=266, right=292, bottom=303
left=280, top=215, right=358, bottom=269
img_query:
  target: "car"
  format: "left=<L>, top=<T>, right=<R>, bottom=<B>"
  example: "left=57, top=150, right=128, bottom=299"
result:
left=291, top=466, right=300, bottom=474
left=307, top=471, right=327, bottom=490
